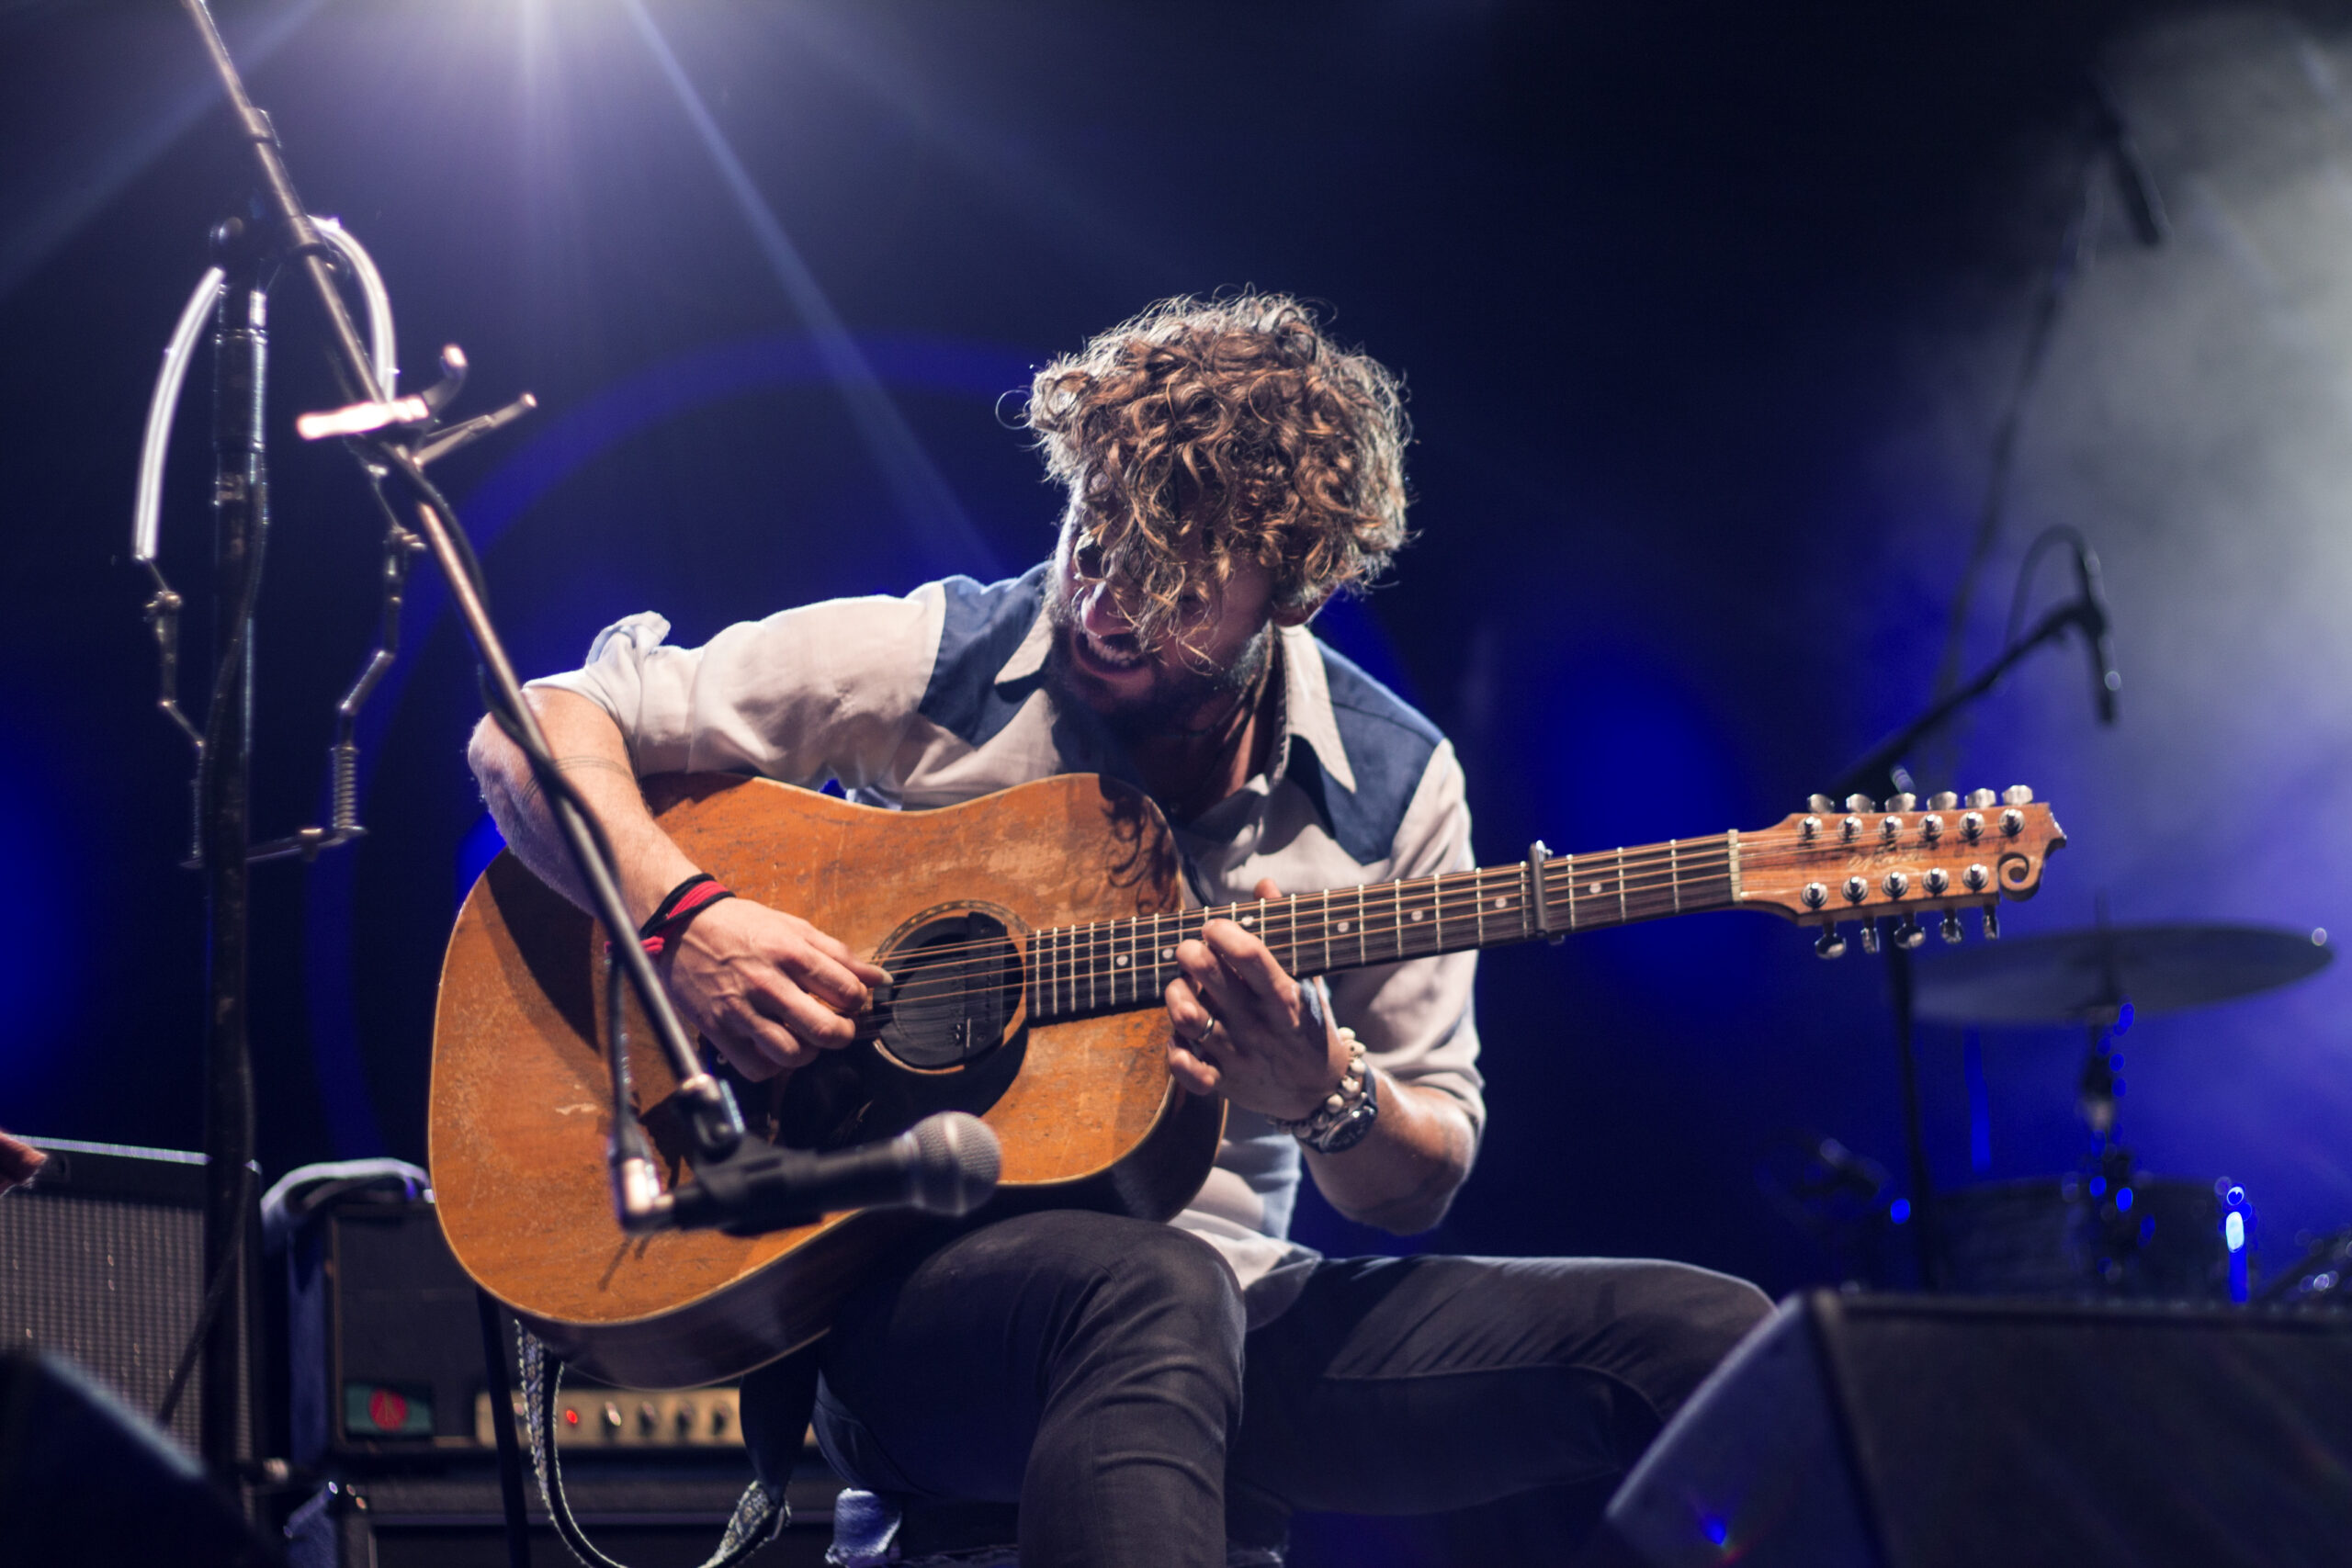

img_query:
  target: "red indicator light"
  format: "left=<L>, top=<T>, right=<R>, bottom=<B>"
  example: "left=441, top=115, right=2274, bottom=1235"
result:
left=563, top=1408, right=580, bottom=1427
left=368, top=1388, right=408, bottom=1430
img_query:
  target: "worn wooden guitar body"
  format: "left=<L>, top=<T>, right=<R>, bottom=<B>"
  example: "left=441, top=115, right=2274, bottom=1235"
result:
left=431, top=772, right=1222, bottom=1390
left=433, top=769, right=2067, bottom=1391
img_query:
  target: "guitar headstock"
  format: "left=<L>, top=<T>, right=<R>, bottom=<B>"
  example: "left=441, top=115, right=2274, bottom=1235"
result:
left=1739, top=787, right=2065, bottom=956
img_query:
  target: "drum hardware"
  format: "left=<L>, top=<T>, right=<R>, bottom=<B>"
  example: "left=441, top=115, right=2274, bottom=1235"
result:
left=1907, top=917, right=2330, bottom=1303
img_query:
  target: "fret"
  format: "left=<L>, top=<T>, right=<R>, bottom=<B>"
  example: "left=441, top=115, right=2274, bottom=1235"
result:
left=1390, top=878, right=1406, bottom=965
left=1668, top=840, right=1681, bottom=915
left=1473, top=871, right=1487, bottom=947
left=1616, top=850, right=1628, bottom=924
left=1563, top=855, right=1576, bottom=931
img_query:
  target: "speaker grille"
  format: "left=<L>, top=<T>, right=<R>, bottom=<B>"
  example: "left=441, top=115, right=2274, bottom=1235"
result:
left=0, top=1142, right=220, bottom=1451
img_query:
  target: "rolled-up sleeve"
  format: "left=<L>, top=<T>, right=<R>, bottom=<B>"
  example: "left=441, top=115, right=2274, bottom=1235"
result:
left=528, top=583, right=946, bottom=791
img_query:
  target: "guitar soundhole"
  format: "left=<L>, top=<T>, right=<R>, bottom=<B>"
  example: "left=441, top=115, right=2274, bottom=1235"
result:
left=874, top=908, right=1023, bottom=1071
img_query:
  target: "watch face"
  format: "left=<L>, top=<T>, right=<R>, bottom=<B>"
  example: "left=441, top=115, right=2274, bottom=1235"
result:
left=1313, top=1100, right=1377, bottom=1154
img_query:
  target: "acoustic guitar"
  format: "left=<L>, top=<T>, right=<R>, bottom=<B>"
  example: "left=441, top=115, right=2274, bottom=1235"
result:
left=431, top=773, right=2064, bottom=1388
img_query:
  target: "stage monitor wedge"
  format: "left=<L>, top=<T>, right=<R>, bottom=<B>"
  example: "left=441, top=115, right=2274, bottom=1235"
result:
left=1589, top=1290, right=2352, bottom=1568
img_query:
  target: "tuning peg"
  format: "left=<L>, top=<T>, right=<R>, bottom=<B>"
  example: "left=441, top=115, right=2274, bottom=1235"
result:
left=1859, top=920, right=1882, bottom=955
left=1885, top=793, right=1917, bottom=813
left=1845, top=794, right=1876, bottom=815
left=1939, top=910, right=1964, bottom=944
left=1981, top=906, right=2001, bottom=941
left=1928, top=791, right=1959, bottom=811
left=1815, top=926, right=1848, bottom=960
left=1807, top=794, right=1836, bottom=815
left=2002, top=784, right=2034, bottom=806
left=1965, top=788, right=1997, bottom=809
left=1893, top=914, right=1926, bottom=949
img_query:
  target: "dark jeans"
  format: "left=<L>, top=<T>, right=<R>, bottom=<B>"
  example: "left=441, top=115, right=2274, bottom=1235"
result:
left=758, top=1210, right=1770, bottom=1567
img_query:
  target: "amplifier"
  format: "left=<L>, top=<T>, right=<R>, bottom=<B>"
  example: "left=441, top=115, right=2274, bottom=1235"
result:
left=0, top=1136, right=253, bottom=1456
left=1588, top=1290, right=2352, bottom=1568
left=288, top=1187, right=745, bottom=1463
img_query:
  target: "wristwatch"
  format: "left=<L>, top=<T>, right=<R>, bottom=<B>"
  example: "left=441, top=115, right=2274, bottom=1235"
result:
left=1274, top=1028, right=1380, bottom=1155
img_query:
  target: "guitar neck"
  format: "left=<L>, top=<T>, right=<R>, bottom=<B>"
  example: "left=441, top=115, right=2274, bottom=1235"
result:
left=1027, top=832, right=1743, bottom=1020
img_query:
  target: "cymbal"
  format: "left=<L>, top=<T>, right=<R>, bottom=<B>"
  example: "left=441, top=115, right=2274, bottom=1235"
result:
left=1913, top=922, right=2331, bottom=1025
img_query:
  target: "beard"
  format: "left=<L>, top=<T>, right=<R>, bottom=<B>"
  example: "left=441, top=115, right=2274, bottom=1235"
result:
left=1041, top=585, right=1271, bottom=744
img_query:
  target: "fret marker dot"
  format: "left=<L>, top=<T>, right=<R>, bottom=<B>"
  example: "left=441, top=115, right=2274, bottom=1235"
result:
left=1589, top=882, right=1602, bottom=895
left=1159, top=947, right=1175, bottom=960
left=1114, top=955, right=1129, bottom=967
left=1336, top=920, right=1351, bottom=933
left=1493, top=897, right=1509, bottom=910
left=1239, top=916, right=1255, bottom=928
left=1409, top=910, right=1424, bottom=921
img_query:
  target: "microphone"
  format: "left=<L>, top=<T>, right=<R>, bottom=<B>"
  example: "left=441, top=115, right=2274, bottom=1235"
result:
left=662, top=1112, right=1001, bottom=1237
left=2072, top=540, right=2120, bottom=726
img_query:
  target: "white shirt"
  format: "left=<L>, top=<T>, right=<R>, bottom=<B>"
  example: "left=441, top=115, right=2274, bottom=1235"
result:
left=532, top=565, right=1484, bottom=1325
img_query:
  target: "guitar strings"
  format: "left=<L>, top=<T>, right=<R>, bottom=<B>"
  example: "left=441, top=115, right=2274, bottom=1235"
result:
left=850, top=829, right=2016, bottom=990
left=859, top=838, right=2003, bottom=988
left=846, top=847, right=2015, bottom=1021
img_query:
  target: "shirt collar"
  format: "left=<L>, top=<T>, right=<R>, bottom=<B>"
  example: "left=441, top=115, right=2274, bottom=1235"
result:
left=994, top=599, right=1358, bottom=798
left=993, top=600, right=1055, bottom=684
left=1276, top=621, right=1357, bottom=795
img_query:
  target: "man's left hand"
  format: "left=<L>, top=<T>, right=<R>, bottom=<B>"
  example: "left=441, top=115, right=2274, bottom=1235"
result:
left=1164, top=877, right=1351, bottom=1120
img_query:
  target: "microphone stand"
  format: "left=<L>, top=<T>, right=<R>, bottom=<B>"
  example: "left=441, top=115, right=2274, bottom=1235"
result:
left=172, top=0, right=743, bottom=1494
left=1828, top=594, right=2104, bottom=1293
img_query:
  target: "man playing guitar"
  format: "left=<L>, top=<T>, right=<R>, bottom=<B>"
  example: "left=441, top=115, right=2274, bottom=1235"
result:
left=469, top=292, right=1769, bottom=1564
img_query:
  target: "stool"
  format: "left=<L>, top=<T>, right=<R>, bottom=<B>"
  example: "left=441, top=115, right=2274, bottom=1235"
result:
left=827, top=1489, right=1285, bottom=1567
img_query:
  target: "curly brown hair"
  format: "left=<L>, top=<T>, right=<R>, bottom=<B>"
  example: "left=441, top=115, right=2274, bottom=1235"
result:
left=1023, top=292, right=1410, bottom=641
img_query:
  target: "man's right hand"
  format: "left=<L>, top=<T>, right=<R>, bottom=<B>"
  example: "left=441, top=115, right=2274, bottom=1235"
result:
left=659, top=897, right=890, bottom=1078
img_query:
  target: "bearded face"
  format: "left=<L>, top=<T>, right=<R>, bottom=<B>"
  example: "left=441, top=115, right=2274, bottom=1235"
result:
left=1041, top=525, right=1275, bottom=742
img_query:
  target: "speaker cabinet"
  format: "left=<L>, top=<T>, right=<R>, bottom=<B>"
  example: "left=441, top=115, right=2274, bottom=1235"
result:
left=1592, top=1291, right=2352, bottom=1568
left=0, top=1136, right=252, bottom=1455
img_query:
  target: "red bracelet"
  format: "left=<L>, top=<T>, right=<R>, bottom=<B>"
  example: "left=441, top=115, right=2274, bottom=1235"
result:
left=606, top=873, right=736, bottom=958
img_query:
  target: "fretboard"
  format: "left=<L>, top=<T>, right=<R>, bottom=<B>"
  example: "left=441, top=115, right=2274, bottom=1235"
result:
left=1026, top=833, right=1742, bottom=1020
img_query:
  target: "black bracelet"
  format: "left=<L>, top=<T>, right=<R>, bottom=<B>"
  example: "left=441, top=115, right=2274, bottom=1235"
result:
left=639, top=873, right=719, bottom=939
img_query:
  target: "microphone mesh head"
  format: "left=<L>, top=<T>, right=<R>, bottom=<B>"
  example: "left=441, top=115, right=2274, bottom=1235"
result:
left=909, top=1112, right=1002, bottom=1216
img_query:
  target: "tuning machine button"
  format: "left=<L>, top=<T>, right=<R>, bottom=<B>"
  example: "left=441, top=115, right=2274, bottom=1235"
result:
left=1981, top=906, right=2001, bottom=941
left=1882, top=870, right=1909, bottom=898
left=1893, top=914, right=1926, bottom=949
left=1859, top=920, right=1882, bottom=954
left=1815, top=926, right=1848, bottom=960
left=2002, top=784, right=2034, bottom=806
left=1923, top=867, right=1950, bottom=896
left=1845, top=794, right=1876, bottom=815
left=1884, top=793, right=1917, bottom=813
left=1807, top=794, right=1837, bottom=815
left=1960, top=811, right=1984, bottom=842
left=1842, top=876, right=1868, bottom=904
left=2000, top=807, right=2025, bottom=837
left=1801, top=881, right=1828, bottom=910
left=1962, top=863, right=1991, bottom=892
left=1928, top=791, right=1959, bottom=811
left=1939, top=910, right=1964, bottom=944
left=1966, top=788, right=1997, bottom=809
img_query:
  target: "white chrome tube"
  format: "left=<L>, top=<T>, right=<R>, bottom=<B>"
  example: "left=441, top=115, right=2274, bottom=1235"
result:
left=132, top=266, right=225, bottom=562
left=314, top=216, right=395, bottom=397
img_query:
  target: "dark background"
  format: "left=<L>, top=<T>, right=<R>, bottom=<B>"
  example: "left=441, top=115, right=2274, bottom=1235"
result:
left=7, top=0, right=2352, bottom=1559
